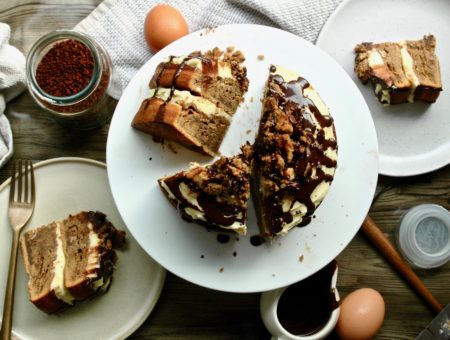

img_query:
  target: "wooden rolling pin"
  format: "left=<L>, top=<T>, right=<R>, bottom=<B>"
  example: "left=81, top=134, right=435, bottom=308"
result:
left=361, top=215, right=443, bottom=315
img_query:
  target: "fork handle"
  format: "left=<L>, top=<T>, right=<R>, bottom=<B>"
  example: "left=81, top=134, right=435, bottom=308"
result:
left=1, top=229, right=20, bottom=340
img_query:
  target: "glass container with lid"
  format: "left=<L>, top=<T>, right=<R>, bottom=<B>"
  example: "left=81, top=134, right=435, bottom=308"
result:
left=26, top=30, right=115, bottom=130
left=396, top=204, right=450, bottom=269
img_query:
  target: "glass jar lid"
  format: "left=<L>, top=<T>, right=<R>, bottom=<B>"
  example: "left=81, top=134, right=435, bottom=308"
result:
left=396, top=204, right=450, bottom=269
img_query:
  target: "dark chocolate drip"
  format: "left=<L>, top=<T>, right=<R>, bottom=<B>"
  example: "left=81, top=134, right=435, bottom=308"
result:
left=277, top=260, right=338, bottom=335
left=250, top=235, right=266, bottom=247
left=152, top=56, right=174, bottom=98
left=154, top=56, right=174, bottom=122
left=162, top=161, right=247, bottom=228
left=217, top=234, right=230, bottom=244
left=254, top=71, right=338, bottom=234
left=154, top=55, right=219, bottom=122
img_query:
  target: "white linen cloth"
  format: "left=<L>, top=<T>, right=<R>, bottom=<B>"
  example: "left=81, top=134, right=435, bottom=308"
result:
left=0, top=23, right=26, bottom=168
left=75, top=0, right=343, bottom=100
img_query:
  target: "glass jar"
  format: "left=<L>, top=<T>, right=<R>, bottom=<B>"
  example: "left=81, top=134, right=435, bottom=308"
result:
left=396, top=204, right=450, bottom=269
left=26, top=30, right=115, bottom=130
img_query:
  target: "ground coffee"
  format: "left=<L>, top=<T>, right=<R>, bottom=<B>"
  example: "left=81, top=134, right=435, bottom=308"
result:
left=36, top=39, right=94, bottom=97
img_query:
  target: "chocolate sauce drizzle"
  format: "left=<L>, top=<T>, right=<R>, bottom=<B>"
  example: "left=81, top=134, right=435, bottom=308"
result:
left=162, top=156, right=249, bottom=229
left=149, top=54, right=219, bottom=122
left=254, top=68, right=338, bottom=234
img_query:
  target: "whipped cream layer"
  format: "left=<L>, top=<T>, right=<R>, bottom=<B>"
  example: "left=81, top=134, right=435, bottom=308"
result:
left=51, top=222, right=75, bottom=305
left=367, top=42, right=421, bottom=104
left=150, top=88, right=230, bottom=120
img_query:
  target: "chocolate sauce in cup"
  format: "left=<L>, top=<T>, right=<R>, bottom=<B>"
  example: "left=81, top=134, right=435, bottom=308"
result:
left=260, top=260, right=340, bottom=340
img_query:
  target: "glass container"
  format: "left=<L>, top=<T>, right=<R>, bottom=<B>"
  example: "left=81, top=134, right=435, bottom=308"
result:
left=396, top=204, right=450, bottom=269
left=26, top=30, right=115, bottom=130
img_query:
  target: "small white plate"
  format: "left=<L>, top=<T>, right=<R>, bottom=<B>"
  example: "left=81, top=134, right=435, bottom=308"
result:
left=107, top=24, right=378, bottom=293
left=0, top=158, right=165, bottom=340
left=316, top=0, right=450, bottom=177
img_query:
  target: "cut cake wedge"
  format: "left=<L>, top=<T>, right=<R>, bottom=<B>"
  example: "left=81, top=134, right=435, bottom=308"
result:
left=354, top=35, right=442, bottom=104
left=251, top=65, right=338, bottom=238
left=20, top=211, right=126, bottom=313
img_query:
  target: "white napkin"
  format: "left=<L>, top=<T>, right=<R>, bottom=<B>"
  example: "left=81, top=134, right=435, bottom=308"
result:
left=0, top=23, right=26, bottom=168
left=74, top=0, right=343, bottom=100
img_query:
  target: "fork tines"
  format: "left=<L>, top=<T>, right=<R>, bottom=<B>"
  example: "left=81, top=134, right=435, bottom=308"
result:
left=9, top=160, right=35, bottom=204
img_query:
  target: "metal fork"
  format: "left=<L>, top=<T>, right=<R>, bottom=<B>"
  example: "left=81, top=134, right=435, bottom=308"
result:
left=1, top=160, right=35, bottom=340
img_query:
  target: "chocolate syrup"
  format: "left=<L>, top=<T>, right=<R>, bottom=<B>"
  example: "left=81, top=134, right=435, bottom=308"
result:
left=253, top=69, right=338, bottom=234
left=150, top=54, right=219, bottom=123
left=162, top=155, right=248, bottom=228
left=217, top=233, right=230, bottom=244
left=250, top=235, right=266, bottom=246
left=277, top=260, right=338, bottom=336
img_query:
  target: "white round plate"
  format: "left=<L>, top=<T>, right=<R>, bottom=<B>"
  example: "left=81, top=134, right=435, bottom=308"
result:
left=0, top=158, right=165, bottom=340
left=107, top=24, right=378, bottom=293
left=316, top=0, right=450, bottom=177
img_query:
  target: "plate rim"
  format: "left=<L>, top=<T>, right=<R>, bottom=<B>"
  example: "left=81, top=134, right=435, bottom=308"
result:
left=0, top=157, right=166, bottom=340
left=316, top=0, right=450, bottom=177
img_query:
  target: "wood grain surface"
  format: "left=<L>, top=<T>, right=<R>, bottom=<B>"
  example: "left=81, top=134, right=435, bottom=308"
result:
left=1, top=1, right=449, bottom=339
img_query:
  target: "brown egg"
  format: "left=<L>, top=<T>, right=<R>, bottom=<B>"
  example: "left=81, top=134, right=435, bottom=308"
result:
left=144, top=4, right=189, bottom=53
left=336, top=288, right=385, bottom=340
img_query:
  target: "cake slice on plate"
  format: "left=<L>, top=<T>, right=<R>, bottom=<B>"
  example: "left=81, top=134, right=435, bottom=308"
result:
left=158, top=144, right=252, bottom=235
left=132, top=47, right=249, bottom=156
left=251, top=65, right=338, bottom=238
left=354, top=35, right=442, bottom=104
left=20, top=211, right=126, bottom=313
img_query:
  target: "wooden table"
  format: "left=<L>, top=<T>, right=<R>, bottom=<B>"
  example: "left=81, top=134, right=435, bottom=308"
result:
left=1, top=1, right=449, bottom=339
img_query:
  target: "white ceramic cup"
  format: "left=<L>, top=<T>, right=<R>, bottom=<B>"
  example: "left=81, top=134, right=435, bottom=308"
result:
left=260, top=266, right=340, bottom=340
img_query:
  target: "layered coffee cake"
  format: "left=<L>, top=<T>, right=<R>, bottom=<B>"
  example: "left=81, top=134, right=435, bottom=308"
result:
left=354, top=35, right=442, bottom=104
left=252, top=65, right=338, bottom=238
left=158, top=144, right=252, bottom=235
left=20, top=211, right=125, bottom=313
left=132, top=47, right=249, bottom=156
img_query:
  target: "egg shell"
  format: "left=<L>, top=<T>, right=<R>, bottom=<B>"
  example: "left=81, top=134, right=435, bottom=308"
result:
left=144, top=4, right=189, bottom=53
left=336, top=288, right=385, bottom=340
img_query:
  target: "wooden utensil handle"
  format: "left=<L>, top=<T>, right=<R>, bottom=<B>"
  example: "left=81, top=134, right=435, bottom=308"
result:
left=361, top=215, right=443, bottom=315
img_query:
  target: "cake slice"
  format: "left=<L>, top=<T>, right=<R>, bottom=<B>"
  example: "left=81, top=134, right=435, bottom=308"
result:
left=158, top=144, right=252, bottom=235
left=252, top=65, right=338, bottom=238
left=354, top=35, right=442, bottom=104
left=132, top=47, right=249, bottom=156
left=20, top=211, right=125, bottom=313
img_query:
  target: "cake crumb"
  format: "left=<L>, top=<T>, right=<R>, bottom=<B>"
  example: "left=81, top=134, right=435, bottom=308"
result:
left=219, top=267, right=224, bottom=273
left=203, top=26, right=217, bottom=35
left=249, top=97, right=254, bottom=103
left=226, top=46, right=235, bottom=53
left=257, top=54, right=265, bottom=61
left=299, top=255, right=304, bottom=262
left=152, top=136, right=164, bottom=144
left=246, top=129, right=251, bottom=135
left=167, top=143, right=178, bottom=154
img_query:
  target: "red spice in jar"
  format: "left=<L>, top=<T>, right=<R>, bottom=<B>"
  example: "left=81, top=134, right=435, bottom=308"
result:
left=36, top=39, right=94, bottom=97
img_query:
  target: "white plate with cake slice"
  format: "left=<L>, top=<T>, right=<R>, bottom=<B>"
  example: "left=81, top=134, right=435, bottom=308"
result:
left=317, top=0, right=450, bottom=177
left=0, top=158, right=165, bottom=340
left=107, top=24, right=378, bottom=293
